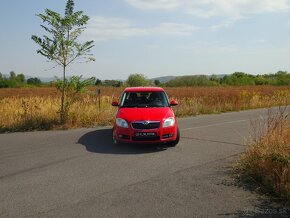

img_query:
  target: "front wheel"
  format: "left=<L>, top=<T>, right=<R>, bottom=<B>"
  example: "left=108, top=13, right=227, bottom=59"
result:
left=167, top=128, right=180, bottom=147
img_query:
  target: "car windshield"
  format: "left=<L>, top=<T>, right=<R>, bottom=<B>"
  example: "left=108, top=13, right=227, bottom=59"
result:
left=120, top=91, right=169, bottom=108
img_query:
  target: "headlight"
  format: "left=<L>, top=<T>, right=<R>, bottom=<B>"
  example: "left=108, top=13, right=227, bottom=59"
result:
left=116, top=118, right=129, bottom=128
left=163, top=117, right=175, bottom=128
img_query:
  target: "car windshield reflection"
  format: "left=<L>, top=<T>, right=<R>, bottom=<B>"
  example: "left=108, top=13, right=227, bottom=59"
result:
left=120, top=91, right=169, bottom=108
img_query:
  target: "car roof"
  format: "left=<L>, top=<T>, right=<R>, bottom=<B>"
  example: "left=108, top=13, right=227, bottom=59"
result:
left=124, top=87, right=165, bottom=92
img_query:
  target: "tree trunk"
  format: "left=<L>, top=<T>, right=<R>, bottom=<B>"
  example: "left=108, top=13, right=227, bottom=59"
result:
left=60, top=64, right=66, bottom=124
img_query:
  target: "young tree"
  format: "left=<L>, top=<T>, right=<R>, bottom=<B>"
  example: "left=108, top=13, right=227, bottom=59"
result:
left=126, top=74, right=152, bottom=87
left=32, top=0, right=95, bottom=124
left=55, top=76, right=95, bottom=121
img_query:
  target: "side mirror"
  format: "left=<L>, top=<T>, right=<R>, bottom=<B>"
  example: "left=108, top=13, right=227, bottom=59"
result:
left=112, top=101, right=119, bottom=107
left=170, top=100, right=178, bottom=106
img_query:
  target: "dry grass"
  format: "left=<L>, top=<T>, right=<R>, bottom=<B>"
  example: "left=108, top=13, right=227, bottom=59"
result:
left=0, top=95, right=116, bottom=132
left=0, top=86, right=289, bottom=132
left=235, top=107, right=290, bottom=200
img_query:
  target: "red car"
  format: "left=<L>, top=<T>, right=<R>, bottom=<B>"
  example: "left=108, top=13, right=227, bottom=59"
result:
left=112, top=87, right=180, bottom=146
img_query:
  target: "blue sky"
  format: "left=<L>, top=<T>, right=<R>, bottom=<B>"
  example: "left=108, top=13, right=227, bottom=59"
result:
left=1, top=0, right=290, bottom=80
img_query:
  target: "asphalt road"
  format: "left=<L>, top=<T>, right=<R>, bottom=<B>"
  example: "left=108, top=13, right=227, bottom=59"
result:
left=0, top=108, right=289, bottom=217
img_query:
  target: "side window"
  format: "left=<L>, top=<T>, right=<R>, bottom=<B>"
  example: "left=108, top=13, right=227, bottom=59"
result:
left=120, top=92, right=128, bottom=106
left=162, top=92, right=170, bottom=106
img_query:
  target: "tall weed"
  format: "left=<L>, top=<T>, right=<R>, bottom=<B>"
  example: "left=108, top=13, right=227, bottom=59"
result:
left=235, top=107, right=290, bottom=200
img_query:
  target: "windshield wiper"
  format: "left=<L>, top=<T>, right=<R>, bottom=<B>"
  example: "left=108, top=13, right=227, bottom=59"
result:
left=121, top=105, right=138, bottom=108
left=146, top=104, right=165, bottom=108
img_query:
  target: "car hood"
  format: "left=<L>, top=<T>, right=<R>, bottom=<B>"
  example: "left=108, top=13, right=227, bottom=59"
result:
left=117, top=107, right=174, bottom=122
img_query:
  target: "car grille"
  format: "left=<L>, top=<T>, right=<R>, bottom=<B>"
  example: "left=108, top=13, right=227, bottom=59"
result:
left=131, top=121, right=160, bottom=130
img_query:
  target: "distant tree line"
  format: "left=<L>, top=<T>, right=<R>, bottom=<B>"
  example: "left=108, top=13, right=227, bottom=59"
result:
left=1, top=71, right=290, bottom=88
left=165, top=71, right=290, bottom=87
left=0, top=71, right=42, bottom=88
left=85, top=71, right=290, bottom=88
left=121, top=71, right=290, bottom=87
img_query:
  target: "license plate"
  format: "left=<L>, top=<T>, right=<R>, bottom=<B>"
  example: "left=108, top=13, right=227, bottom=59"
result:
left=135, top=132, right=156, bottom=137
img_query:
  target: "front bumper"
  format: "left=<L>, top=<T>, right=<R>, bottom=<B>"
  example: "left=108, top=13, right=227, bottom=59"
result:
left=113, top=125, right=177, bottom=144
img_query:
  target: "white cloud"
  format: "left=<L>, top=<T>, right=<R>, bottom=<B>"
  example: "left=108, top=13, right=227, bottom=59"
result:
left=211, top=16, right=248, bottom=30
left=84, top=16, right=148, bottom=41
left=176, top=42, right=239, bottom=54
left=85, top=16, right=198, bottom=41
left=151, top=23, right=199, bottom=36
left=124, top=0, right=290, bottom=18
left=123, top=0, right=180, bottom=10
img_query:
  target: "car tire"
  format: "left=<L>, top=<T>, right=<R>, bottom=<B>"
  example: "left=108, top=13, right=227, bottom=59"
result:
left=167, top=128, right=180, bottom=147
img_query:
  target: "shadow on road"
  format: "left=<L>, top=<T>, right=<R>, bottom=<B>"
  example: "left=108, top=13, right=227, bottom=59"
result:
left=78, top=128, right=167, bottom=155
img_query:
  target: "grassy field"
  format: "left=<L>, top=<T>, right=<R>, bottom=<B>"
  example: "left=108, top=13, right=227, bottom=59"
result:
left=0, top=86, right=290, bottom=132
